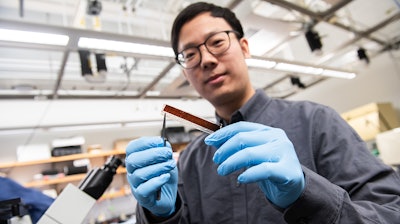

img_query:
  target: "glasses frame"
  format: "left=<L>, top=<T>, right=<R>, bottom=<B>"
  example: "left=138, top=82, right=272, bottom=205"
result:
left=175, top=30, right=241, bottom=69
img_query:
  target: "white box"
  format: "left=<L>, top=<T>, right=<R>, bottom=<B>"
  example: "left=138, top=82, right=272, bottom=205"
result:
left=376, top=128, right=400, bottom=165
left=16, top=144, right=51, bottom=162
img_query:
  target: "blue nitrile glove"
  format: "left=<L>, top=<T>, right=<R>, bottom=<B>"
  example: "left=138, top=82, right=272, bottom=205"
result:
left=205, top=121, right=305, bottom=208
left=125, top=136, right=178, bottom=217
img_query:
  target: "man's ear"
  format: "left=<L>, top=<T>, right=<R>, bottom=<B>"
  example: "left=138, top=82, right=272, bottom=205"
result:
left=240, top=38, right=251, bottom=59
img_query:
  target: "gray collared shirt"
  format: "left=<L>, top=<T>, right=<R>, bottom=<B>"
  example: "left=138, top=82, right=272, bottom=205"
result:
left=137, top=89, right=400, bottom=224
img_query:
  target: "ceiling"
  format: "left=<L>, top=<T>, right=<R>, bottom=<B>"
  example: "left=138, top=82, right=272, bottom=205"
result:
left=0, top=0, right=399, bottom=100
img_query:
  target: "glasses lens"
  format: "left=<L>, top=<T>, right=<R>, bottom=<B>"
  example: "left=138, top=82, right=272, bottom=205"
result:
left=205, top=32, right=230, bottom=55
left=178, top=47, right=200, bottom=68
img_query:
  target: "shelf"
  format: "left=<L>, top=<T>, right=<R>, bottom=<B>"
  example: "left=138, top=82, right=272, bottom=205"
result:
left=0, top=150, right=125, bottom=169
left=1, top=149, right=127, bottom=192
left=24, top=174, right=87, bottom=188
left=23, top=167, right=127, bottom=188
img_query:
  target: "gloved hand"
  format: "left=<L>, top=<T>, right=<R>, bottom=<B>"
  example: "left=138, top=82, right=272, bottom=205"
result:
left=125, top=136, right=178, bottom=217
left=205, top=121, right=305, bottom=208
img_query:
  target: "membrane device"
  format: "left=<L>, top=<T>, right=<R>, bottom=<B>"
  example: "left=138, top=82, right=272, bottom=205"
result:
left=162, top=104, right=220, bottom=134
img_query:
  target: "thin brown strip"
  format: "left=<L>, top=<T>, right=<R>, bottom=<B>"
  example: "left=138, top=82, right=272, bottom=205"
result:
left=162, top=105, right=220, bottom=132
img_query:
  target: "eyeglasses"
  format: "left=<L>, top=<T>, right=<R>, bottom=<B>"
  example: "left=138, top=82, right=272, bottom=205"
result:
left=175, top=30, right=240, bottom=69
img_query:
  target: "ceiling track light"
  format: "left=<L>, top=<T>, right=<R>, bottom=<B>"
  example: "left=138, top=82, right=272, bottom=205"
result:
left=87, top=0, right=102, bottom=16
left=290, top=76, right=306, bottom=89
left=357, top=47, right=370, bottom=64
left=305, top=29, right=322, bottom=53
left=78, top=50, right=107, bottom=83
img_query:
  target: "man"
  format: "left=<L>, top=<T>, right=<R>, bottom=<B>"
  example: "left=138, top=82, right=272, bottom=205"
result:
left=125, top=2, right=400, bottom=223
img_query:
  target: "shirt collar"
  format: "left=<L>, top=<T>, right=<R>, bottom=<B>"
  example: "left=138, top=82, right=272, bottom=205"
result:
left=216, top=89, right=271, bottom=127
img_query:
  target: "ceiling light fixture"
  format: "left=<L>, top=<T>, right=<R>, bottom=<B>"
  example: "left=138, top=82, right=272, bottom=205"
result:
left=322, top=70, right=356, bottom=79
left=78, top=37, right=174, bottom=57
left=275, top=63, right=314, bottom=74
left=0, top=28, right=69, bottom=46
left=247, top=59, right=355, bottom=79
left=246, top=58, right=276, bottom=69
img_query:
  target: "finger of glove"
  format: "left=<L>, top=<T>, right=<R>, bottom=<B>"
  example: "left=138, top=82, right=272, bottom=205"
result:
left=125, top=146, right=173, bottom=173
left=216, top=144, right=277, bottom=175
left=239, top=163, right=304, bottom=208
left=237, top=162, right=301, bottom=185
left=133, top=173, right=171, bottom=204
left=216, top=129, right=296, bottom=172
left=212, top=131, right=271, bottom=164
left=126, top=136, right=167, bottom=155
left=205, top=122, right=269, bottom=148
left=128, top=160, right=176, bottom=188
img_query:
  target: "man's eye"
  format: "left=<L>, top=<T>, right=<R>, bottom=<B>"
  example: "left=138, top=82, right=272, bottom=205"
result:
left=183, top=49, right=197, bottom=60
left=209, top=38, right=226, bottom=47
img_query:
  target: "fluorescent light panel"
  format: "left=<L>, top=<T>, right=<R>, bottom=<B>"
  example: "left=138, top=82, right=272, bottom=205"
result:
left=247, top=59, right=355, bottom=79
left=246, top=58, right=276, bottom=69
left=78, top=37, right=174, bottom=57
left=322, top=70, right=356, bottom=79
left=145, top=91, right=161, bottom=96
left=0, top=28, right=69, bottom=46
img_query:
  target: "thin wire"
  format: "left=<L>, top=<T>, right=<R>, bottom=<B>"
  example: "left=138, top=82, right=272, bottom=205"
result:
left=162, top=113, right=167, bottom=146
left=116, top=57, right=138, bottom=97
left=156, top=113, right=167, bottom=200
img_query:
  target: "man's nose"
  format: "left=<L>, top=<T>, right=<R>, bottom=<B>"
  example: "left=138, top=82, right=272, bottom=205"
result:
left=199, top=45, right=218, bottom=69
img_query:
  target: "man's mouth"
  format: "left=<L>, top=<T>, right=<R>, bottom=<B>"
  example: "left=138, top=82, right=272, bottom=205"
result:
left=204, top=73, right=226, bottom=84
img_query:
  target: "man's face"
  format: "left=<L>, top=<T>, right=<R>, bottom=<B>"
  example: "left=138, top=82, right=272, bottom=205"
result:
left=178, top=12, right=252, bottom=107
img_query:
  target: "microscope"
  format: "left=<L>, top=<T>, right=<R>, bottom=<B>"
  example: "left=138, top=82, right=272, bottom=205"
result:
left=37, top=156, right=123, bottom=224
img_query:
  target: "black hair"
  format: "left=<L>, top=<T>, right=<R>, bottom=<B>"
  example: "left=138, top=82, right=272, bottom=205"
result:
left=171, top=2, right=244, bottom=56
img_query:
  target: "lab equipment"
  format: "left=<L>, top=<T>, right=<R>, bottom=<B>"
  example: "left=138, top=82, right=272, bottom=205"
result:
left=37, top=156, right=122, bottom=224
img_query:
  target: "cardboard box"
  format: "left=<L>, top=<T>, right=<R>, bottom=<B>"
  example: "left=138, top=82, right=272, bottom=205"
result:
left=341, top=103, right=400, bottom=141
